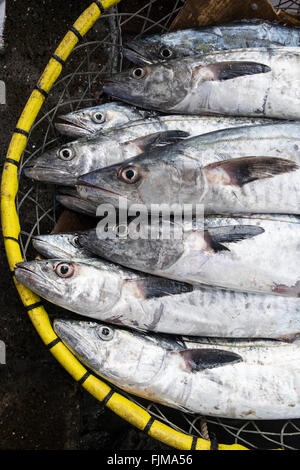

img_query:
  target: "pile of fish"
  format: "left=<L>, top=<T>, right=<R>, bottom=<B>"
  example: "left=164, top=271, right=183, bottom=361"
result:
left=18, top=20, right=300, bottom=420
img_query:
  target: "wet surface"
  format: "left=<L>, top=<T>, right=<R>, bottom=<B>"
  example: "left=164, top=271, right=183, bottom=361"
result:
left=0, top=0, right=170, bottom=450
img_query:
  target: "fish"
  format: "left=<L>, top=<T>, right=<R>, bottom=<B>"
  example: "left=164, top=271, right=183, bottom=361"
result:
left=23, top=123, right=189, bottom=186
left=123, top=20, right=300, bottom=65
left=55, top=102, right=152, bottom=137
left=54, top=319, right=300, bottom=419
left=14, top=258, right=300, bottom=339
left=56, top=104, right=272, bottom=139
left=103, top=47, right=300, bottom=119
left=24, top=113, right=275, bottom=186
left=77, top=215, right=300, bottom=297
left=77, top=122, right=300, bottom=215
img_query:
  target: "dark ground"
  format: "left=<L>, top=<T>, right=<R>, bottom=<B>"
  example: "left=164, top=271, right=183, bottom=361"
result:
left=0, top=0, right=171, bottom=451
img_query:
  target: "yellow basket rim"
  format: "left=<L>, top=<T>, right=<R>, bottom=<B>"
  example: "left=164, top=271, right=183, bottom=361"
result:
left=0, top=0, right=248, bottom=451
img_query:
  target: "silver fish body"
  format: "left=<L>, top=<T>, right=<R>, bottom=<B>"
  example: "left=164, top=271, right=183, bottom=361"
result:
left=78, top=215, right=300, bottom=297
left=14, top=258, right=300, bottom=339
left=77, top=122, right=300, bottom=215
left=56, top=105, right=272, bottom=138
left=24, top=114, right=273, bottom=186
left=54, top=320, right=300, bottom=419
left=104, top=47, right=300, bottom=119
left=55, top=102, right=152, bottom=137
left=124, top=20, right=300, bottom=65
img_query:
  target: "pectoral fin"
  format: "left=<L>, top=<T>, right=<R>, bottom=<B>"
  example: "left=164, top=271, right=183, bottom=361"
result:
left=205, top=225, right=265, bottom=252
left=123, top=276, right=193, bottom=300
left=204, top=156, right=298, bottom=187
left=176, top=348, right=242, bottom=373
left=212, top=61, right=271, bottom=81
left=194, top=62, right=271, bottom=85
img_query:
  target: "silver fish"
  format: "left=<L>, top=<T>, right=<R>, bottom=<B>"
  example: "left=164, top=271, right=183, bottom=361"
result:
left=24, top=113, right=275, bottom=185
left=77, top=122, right=300, bottom=215
left=55, top=104, right=272, bottom=139
left=124, top=20, right=300, bottom=65
left=14, top=258, right=300, bottom=339
left=54, top=319, right=300, bottom=419
left=77, top=215, right=300, bottom=297
left=55, top=102, right=152, bottom=137
left=103, top=47, right=300, bottom=119
left=23, top=120, right=190, bottom=185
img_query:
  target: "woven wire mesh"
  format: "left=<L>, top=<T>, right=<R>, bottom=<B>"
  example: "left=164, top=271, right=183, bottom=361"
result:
left=17, top=0, right=300, bottom=450
left=271, top=0, right=300, bottom=13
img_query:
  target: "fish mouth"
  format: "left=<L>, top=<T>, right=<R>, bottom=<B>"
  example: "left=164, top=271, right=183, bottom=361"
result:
left=32, top=236, right=69, bottom=258
left=55, top=116, right=92, bottom=136
left=15, top=263, right=61, bottom=296
left=76, top=178, right=121, bottom=198
left=15, top=264, right=46, bottom=287
left=123, top=44, right=152, bottom=66
left=102, top=79, right=141, bottom=106
left=23, top=163, right=74, bottom=184
left=53, top=319, right=100, bottom=360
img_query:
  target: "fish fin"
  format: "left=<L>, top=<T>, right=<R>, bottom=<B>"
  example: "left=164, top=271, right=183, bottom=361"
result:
left=272, top=280, right=300, bottom=297
left=193, top=62, right=270, bottom=85
left=125, top=130, right=190, bottom=154
left=276, top=333, right=300, bottom=343
left=123, top=277, right=193, bottom=299
left=176, top=348, right=242, bottom=373
left=205, top=225, right=265, bottom=252
left=211, top=61, right=271, bottom=81
left=204, top=156, right=298, bottom=187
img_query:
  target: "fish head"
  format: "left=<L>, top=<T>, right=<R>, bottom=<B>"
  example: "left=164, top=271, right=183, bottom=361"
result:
left=78, top=221, right=185, bottom=272
left=103, top=62, right=190, bottom=111
left=123, top=35, right=190, bottom=65
left=32, top=232, right=93, bottom=259
left=53, top=319, right=167, bottom=386
left=14, top=259, right=122, bottom=317
left=24, top=135, right=109, bottom=186
left=55, top=102, right=144, bottom=137
left=76, top=142, right=201, bottom=208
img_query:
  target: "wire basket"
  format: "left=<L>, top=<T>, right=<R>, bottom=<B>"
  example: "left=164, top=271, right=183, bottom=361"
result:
left=2, top=0, right=300, bottom=450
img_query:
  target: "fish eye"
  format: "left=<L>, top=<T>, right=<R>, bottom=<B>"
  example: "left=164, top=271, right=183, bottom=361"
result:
left=91, top=112, right=105, bottom=124
left=118, top=165, right=140, bottom=184
left=71, top=236, right=81, bottom=248
left=55, top=262, right=75, bottom=278
left=131, top=67, right=146, bottom=79
left=159, top=46, right=173, bottom=59
left=58, top=147, right=75, bottom=161
left=98, top=326, right=114, bottom=341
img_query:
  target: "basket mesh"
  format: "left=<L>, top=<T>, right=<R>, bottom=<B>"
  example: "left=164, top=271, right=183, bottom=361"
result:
left=18, top=0, right=300, bottom=450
